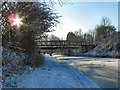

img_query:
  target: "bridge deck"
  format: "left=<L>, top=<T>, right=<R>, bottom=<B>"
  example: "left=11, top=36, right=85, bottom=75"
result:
left=37, top=40, right=100, bottom=50
left=37, top=40, right=100, bottom=46
left=38, top=46, right=81, bottom=49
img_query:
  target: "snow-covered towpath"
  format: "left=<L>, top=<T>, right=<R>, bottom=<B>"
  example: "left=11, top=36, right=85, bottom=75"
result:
left=17, top=54, right=99, bottom=88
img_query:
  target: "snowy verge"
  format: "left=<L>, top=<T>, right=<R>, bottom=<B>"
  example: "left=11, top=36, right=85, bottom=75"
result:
left=16, top=55, right=100, bottom=88
left=84, top=45, right=120, bottom=58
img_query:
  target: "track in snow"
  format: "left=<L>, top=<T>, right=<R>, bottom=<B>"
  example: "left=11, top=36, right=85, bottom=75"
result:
left=17, top=55, right=99, bottom=88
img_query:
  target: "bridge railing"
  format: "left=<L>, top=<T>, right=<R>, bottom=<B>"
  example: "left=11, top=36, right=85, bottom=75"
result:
left=37, top=40, right=100, bottom=46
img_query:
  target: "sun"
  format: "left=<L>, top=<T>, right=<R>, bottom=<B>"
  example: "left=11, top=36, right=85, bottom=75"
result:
left=13, top=16, right=23, bottom=27
left=8, top=13, right=23, bottom=29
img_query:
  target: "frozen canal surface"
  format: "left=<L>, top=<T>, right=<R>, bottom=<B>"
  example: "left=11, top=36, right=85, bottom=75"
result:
left=52, top=54, right=119, bottom=88
left=17, top=54, right=99, bottom=88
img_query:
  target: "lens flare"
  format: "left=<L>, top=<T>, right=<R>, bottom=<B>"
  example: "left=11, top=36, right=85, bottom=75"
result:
left=8, top=13, right=23, bottom=29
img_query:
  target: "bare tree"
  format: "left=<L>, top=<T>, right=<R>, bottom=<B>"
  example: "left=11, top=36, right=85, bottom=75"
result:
left=1, top=2, right=60, bottom=69
left=95, top=16, right=117, bottom=51
left=100, top=16, right=111, bottom=26
left=1, top=2, right=60, bottom=51
left=48, top=34, right=60, bottom=41
left=88, top=29, right=95, bottom=41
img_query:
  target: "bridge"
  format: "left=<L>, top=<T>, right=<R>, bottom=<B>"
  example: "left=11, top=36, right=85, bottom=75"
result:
left=37, top=40, right=101, bottom=55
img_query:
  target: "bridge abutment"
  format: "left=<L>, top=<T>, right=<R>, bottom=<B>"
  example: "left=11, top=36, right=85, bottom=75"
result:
left=81, top=45, right=96, bottom=53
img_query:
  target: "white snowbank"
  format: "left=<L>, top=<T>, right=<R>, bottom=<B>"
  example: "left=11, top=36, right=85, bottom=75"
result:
left=16, top=55, right=99, bottom=88
left=84, top=45, right=119, bottom=58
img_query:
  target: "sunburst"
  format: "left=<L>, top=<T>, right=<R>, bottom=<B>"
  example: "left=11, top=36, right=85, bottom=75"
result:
left=8, top=13, right=24, bottom=29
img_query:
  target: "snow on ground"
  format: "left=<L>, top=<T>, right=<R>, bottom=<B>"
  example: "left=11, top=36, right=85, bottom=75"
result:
left=52, top=54, right=119, bottom=88
left=16, top=54, right=99, bottom=88
left=84, top=45, right=119, bottom=58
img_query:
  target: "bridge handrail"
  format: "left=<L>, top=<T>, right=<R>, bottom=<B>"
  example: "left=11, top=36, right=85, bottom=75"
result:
left=37, top=40, right=102, bottom=46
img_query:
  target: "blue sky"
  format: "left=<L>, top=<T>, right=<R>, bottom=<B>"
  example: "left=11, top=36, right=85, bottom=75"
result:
left=49, top=2, right=118, bottom=39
